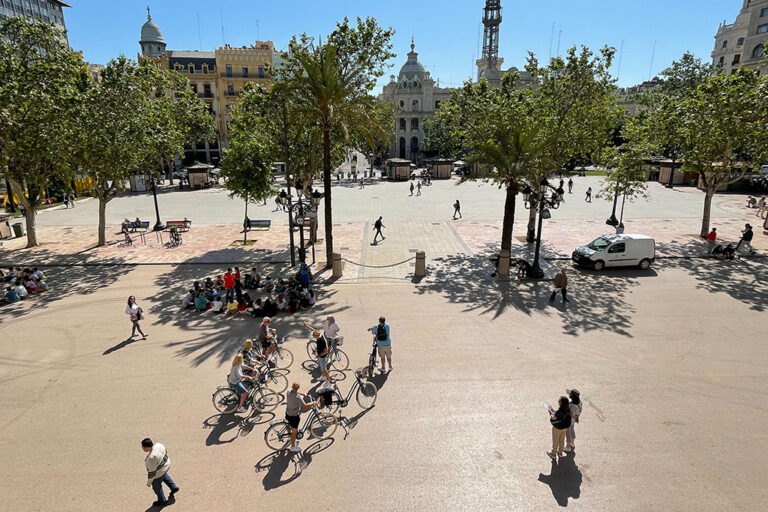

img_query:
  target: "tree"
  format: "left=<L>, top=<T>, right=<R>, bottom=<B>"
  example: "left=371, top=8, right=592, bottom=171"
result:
left=348, top=97, right=396, bottom=174
left=276, top=17, right=395, bottom=267
left=596, top=145, right=648, bottom=224
left=0, top=18, right=88, bottom=247
left=76, top=57, right=159, bottom=246
left=423, top=110, right=459, bottom=159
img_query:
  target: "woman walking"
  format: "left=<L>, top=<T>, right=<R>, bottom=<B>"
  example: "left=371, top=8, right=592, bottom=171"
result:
left=565, top=389, right=582, bottom=453
left=547, top=396, right=572, bottom=460
left=125, top=295, right=148, bottom=339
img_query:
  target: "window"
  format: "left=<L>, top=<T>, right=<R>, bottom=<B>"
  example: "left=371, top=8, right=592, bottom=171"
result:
left=188, top=64, right=195, bottom=74
left=722, top=40, right=728, bottom=49
left=411, top=118, right=419, bottom=131
left=761, top=7, right=768, bottom=17
left=435, top=100, right=441, bottom=110
left=733, top=54, right=741, bottom=65
left=225, top=64, right=232, bottom=77
left=258, top=66, right=264, bottom=78
left=203, top=83, right=211, bottom=97
left=400, top=100, right=405, bottom=108
left=738, top=38, right=745, bottom=46
left=607, top=243, right=626, bottom=254
left=202, top=64, right=209, bottom=73
left=758, top=24, right=768, bottom=34
left=410, top=136, right=419, bottom=154
left=412, top=99, right=418, bottom=111
left=190, top=83, right=197, bottom=93
left=399, top=118, right=406, bottom=131
left=719, top=56, right=725, bottom=66
left=753, top=44, right=764, bottom=59
left=242, top=66, right=249, bottom=78
left=227, top=82, right=235, bottom=95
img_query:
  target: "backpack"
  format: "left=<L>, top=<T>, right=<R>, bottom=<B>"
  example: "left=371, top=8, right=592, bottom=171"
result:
left=376, top=324, right=388, bottom=341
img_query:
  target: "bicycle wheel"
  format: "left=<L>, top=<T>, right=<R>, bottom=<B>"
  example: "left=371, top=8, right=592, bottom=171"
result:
left=265, top=372, right=289, bottom=394
left=356, top=381, right=378, bottom=409
left=321, top=390, right=341, bottom=415
left=253, top=389, right=282, bottom=413
left=212, top=388, right=239, bottom=414
left=328, top=349, right=349, bottom=371
left=309, top=412, right=338, bottom=439
left=264, top=421, right=291, bottom=451
left=306, top=340, right=317, bottom=359
left=273, top=347, right=293, bottom=369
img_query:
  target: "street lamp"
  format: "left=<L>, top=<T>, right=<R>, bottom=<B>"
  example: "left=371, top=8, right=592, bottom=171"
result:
left=529, top=177, right=563, bottom=279
left=150, top=174, right=164, bottom=231
left=285, top=194, right=320, bottom=265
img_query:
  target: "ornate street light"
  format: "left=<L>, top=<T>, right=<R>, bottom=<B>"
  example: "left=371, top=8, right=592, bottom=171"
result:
left=529, top=177, right=563, bottom=279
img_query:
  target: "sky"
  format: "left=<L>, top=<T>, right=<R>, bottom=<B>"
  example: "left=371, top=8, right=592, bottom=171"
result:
left=67, top=0, right=738, bottom=90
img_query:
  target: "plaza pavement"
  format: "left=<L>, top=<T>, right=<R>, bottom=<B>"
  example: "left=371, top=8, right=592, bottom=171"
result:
left=0, top=258, right=767, bottom=511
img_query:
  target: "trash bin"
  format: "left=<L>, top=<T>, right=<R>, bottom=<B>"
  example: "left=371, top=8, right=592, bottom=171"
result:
left=12, top=222, right=25, bottom=238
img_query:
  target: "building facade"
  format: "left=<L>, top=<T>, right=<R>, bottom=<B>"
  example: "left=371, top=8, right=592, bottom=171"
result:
left=0, top=0, right=70, bottom=41
left=712, top=0, right=768, bottom=73
left=379, top=41, right=454, bottom=164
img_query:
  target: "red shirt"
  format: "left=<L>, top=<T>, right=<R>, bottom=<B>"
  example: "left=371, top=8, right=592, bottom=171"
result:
left=234, top=271, right=241, bottom=281
left=224, top=273, right=234, bottom=289
left=706, top=231, right=717, bottom=241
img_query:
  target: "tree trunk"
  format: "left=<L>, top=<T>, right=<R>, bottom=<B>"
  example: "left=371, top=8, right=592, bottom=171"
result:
left=526, top=205, right=537, bottom=243
left=97, top=196, right=108, bottom=247
left=500, top=184, right=517, bottom=253
left=23, top=205, right=38, bottom=248
left=700, top=186, right=715, bottom=238
left=243, top=198, right=248, bottom=244
left=7, top=176, right=39, bottom=247
left=322, top=128, right=334, bottom=268
left=4, top=171, right=17, bottom=213
left=619, top=194, right=626, bottom=224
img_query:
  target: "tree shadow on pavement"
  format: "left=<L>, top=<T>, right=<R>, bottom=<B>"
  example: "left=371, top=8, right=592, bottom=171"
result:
left=203, top=411, right=275, bottom=446
left=0, top=249, right=133, bottom=326
left=255, top=438, right=334, bottom=490
left=145, top=255, right=351, bottom=367
left=538, top=454, right=582, bottom=507
left=676, top=257, right=768, bottom=312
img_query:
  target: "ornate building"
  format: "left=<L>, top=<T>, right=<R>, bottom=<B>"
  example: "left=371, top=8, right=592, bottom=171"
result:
left=712, top=0, right=768, bottom=74
left=379, top=40, right=454, bottom=164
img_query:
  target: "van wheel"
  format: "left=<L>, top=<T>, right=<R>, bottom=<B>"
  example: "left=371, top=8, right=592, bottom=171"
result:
left=639, top=258, right=651, bottom=270
left=592, top=260, right=605, bottom=271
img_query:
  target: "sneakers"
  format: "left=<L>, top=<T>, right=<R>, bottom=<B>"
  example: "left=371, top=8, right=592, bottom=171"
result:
left=546, top=450, right=556, bottom=460
left=152, top=500, right=168, bottom=507
left=378, top=366, right=386, bottom=372
left=387, top=366, right=394, bottom=372
left=290, top=444, right=302, bottom=452
left=236, top=407, right=247, bottom=413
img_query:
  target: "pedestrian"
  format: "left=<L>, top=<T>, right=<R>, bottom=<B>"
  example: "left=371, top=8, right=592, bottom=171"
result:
left=615, top=222, right=625, bottom=234
left=565, top=389, right=582, bottom=453
left=367, top=316, right=392, bottom=372
left=63, top=195, right=69, bottom=208
left=359, top=177, right=364, bottom=189
left=416, top=181, right=422, bottom=196
left=547, top=396, right=572, bottom=460
left=585, top=187, right=592, bottom=203
left=453, top=200, right=462, bottom=219
left=568, top=178, right=573, bottom=193
left=285, top=382, right=319, bottom=452
left=549, top=268, right=569, bottom=304
left=224, top=268, right=235, bottom=302
left=738, top=223, right=756, bottom=255
left=142, top=438, right=179, bottom=508
left=69, top=193, right=76, bottom=207
left=559, top=179, right=564, bottom=190
left=125, top=295, right=147, bottom=339
left=410, top=182, right=414, bottom=196
left=373, top=216, right=385, bottom=243
left=706, top=228, right=717, bottom=253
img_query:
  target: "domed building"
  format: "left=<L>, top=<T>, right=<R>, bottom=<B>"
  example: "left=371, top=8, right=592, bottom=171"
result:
left=139, top=7, right=166, bottom=58
left=379, top=40, right=454, bottom=164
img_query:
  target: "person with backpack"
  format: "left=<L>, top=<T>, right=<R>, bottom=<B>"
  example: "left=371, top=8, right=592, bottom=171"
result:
left=367, top=316, right=392, bottom=373
left=547, top=396, right=572, bottom=460
left=373, top=216, right=385, bottom=244
left=565, top=389, right=582, bottom=453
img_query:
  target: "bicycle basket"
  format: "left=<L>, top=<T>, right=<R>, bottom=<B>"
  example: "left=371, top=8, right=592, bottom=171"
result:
left=355, top=367, right=370, bottom=380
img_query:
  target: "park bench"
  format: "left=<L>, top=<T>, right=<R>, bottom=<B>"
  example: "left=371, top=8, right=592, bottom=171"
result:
left=130, top=221, right=150, bottom=232
left=245, top=219, right=271, bottom=231
left=166, top=220, right=191, bottom=232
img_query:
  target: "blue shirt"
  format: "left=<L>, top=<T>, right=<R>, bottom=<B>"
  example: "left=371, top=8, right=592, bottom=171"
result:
left=372, top=323, right=391, bottom=346
left=5, top=290, right=20, bottom=302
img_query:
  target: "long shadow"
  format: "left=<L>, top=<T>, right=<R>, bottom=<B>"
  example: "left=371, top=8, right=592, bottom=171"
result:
left=145, top=254, right=352, bottom=367
left=255, top=438, right=334, bottom=490
left=0, top=248, right=133, bottom=326
left=538, top=453, right=583, bottom=507
left=103, top=336, right=139, bottom=355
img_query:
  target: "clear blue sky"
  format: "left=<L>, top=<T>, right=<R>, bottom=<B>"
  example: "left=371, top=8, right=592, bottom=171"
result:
left=68, top=0, right=737, bottom=90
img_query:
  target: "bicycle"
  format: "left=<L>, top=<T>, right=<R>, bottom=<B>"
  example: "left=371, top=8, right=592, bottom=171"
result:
left=255, top=334, right=294, bottom=369
left=211, top=379, right=282, bottom=415
left=168, top=227, right=182, bottom=247
left=305, top=336, right=349, bottom=371
left=251, top=359, right=289, bottom=394
left=317, top=367, right=377, bottom=414
left=362, top=338, right=379, bottom=380
left=263, top=402, right=339, bottom=451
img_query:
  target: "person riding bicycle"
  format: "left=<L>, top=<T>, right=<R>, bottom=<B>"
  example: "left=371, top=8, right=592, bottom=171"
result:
left=228, top=354, right=256, bottom=414
left=302, top=321, right=332, bottom=388
left=258, top=317, right=278, bottom=358
left=286, top=382, right=319, bottom=452
left=368, top=316, right=392, bottom=373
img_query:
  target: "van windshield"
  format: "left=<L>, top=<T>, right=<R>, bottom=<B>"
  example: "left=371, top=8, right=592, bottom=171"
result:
left=588, top=236, right=611, bottom=251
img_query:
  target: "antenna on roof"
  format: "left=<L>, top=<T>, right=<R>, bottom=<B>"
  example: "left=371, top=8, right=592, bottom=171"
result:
left=556, top=30, right=563, bottom=57
left=648, top=40, right=657, bottom=81
left=197, top=13, right=202, bottom=50
left=220, top=9, right=226, bottom=46
left=256, top=19, right=260, bottom=41
left=549, top=22, right=555, bottom=61
left=617, top=40, right=625, bottom=81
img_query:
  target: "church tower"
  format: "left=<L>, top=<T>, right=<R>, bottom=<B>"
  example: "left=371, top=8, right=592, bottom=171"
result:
left=139, top=7, right=166, bottom=58
left=476, top=0, right=505, bottom=84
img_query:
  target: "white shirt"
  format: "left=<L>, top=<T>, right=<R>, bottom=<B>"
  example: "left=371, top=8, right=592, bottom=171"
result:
left=228, top=364, right=244, bottom=386
left=182, top=293, right=194, bottom=307
left=324, top=322, right=340, bottom=340
left=125, top=303, right=139, bottom=316
left=145, top=443, right=171, bottom=484
left=14, top=285, right=27, bottom=298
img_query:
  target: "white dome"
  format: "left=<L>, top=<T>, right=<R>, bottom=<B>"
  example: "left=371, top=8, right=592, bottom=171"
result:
left=140, top=9, right=165, bottom=44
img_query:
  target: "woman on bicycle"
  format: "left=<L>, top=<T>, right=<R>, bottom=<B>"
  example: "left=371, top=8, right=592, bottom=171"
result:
left=228, top=354, right=256, bottom=414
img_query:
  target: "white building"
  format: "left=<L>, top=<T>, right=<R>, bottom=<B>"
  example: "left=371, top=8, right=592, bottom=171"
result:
left=712, top=0, right=768, bottom=74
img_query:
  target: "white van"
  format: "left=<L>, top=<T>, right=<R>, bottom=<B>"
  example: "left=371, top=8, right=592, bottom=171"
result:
left=572, top=234, right=656, bottom=271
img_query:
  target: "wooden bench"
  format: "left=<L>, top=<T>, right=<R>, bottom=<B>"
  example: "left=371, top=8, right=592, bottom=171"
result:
left=245, top=219, right=271, bottom=231
left=130, top=221, right=150, bottom=232
left=166, top=220, right=191, bottom=232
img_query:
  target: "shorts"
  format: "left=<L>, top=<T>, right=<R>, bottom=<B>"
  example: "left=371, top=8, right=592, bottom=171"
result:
left=317, top=355, right=328, bottom=372
left=231, top=381, right=247, bottom=396
left=286, top=414, right=300, bottom=429
left=260, top=340, right=271, bottom=350
left=377, top=345, right=392, bottom=358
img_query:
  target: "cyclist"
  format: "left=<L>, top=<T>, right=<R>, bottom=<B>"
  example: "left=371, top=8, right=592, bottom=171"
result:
left=228, top=354, right=256, bottom=413
left=258, top=317, right=278, bottom=358
left=302, top=321, right=333, bottom=387
left=285, top=382, right=318, bottom=452
left=368, top=316, right=392, bottom=372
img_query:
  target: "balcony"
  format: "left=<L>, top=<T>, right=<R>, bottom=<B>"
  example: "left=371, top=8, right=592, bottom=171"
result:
left=220, top=72, right=268, bottom=79
left=198, top=92, right=214, bottom=98
left=180, top=69, right=215, bottom=75
left=225, top=90, right=238, bottom=97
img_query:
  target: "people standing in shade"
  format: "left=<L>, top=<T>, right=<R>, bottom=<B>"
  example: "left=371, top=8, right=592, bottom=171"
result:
left=706, top=228, right=717, bottom=253
left=368, top=316, right=393, bottom=372
left=565, top=389, right=582, bottom=453
left=549, top=268, right=569, bottom=304
left=547, top=396, right=572, bottom=460
left=142, top=438, right=179, bottom=508
left=285, top=382, right=318, bottom=452
left=373, top=216, right=385, bottom=244
left=585, top=187, right=592, bottom=203
left=568, top=178, right=573, bottom=193
left=125, top=295, right=147, bottom=339
left=738, top=223, right=756, bottom=255
left=453, top=200, right=462, bottom=219
left=416, top=181, right=422, bottom=196
left=223, top=268, right=235, bottom=302
left=410, top=182, right=414, bottom=196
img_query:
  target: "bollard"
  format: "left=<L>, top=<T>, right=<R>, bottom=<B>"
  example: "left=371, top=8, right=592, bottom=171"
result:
left=415, top=250, right=426, bottom=277
left=332, top=252, right=343, bottom=278
left=497, top=249, right=511, bottom=279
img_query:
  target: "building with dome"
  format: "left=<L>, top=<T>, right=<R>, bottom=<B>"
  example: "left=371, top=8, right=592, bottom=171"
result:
left=379, top=40, right=454, bottom=164
left=139, top=7, right=166, bottom=58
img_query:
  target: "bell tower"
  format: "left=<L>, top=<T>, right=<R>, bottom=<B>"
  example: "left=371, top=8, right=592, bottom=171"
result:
left=476, top=0, right=504, bottom=83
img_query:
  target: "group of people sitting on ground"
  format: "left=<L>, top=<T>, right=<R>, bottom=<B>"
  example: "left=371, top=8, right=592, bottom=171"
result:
left=182, top=264, right=316, bottom=317
left=1, top=266, right=48, bottom=304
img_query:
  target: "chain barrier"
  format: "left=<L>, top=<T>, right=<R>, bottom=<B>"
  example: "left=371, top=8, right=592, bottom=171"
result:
left=341, top=256, right=416, bottom=269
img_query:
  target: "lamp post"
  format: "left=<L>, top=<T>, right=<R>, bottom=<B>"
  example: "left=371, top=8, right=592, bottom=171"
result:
left=150, top=174, right=163, bottom=231
left=527, top=177, right=563, bottom=279
left=286, top=195, right=319, bottom=265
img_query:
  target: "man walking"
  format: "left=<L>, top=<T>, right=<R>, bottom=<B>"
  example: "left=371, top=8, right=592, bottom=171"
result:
left=706, top=228, right=717, bottom=253
left=409, top=182, right=414, bottom=196
left=416, top=181, right=422, bottom=196
left=585, top=187, right=592, bottom=203
left=285, top=382, right=318, bottom=452
left=373, top=216, right=385, bottom=244
left=368, top=316, right=392, bottom=372
left=549, top=268, right=569, bottom=304
left=738, top=223, right=756, bottom=255
left=453, top=200, right=462, bottom=219
left=69, top=193, right=76, bottom=207
left=568, top=178, right=573, bottom=193
left=142, top=438, right=179, bottom=508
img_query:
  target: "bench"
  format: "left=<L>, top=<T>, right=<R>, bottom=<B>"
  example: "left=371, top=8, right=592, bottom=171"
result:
left=166, top=220, right=191, bottom=232
left=130, top=221, right=150, bottom=233
left=245, top=219, right=271, bottom=231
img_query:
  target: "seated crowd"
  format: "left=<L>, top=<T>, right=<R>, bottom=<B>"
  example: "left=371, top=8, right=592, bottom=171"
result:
left=181, top=265, right=316, bottom=317
left=1, top=266, right=48, bottom=305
